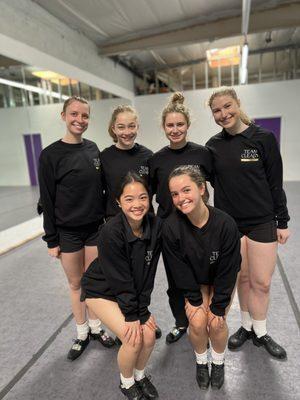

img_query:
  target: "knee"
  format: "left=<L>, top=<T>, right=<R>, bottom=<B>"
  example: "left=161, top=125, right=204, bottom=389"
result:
left=189, top=312, right=208, bottom=334
left=122, top=341, right=143, bottom=355
left=209, top=317, right=228, bottom=335
left=68, top=280, right=81, bottom=291
left=142, top=329, right=156, bottom=349
left=250, top=278, right=271, bottom=294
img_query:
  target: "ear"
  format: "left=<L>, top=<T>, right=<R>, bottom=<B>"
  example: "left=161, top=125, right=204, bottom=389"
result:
left=61, top=111, right=66, bottom=121
left=199, top=183, right=206, bottom=196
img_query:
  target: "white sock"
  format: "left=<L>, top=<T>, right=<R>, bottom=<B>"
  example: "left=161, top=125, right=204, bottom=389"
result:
left=120, top=374, right=135, bottom=389
left=195, top=349, right=208, bottom=365
left=211, top=347, right=225, bottom=365
left=241, top=311, right=252, bottom=331
left=76, top=321, right=89, bottom=340
left=134, top=368, right=145, bottom=381
left=252, top=319, right=267, bottom=338
left=88, top=319, right=101, bottom=334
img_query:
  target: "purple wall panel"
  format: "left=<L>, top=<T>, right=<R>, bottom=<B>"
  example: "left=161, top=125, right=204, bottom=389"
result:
left=23, top=134, right=37, bottom=186
left=32, top=134, right=42, bottom=170
left=254, top=117, right=281, bottom=145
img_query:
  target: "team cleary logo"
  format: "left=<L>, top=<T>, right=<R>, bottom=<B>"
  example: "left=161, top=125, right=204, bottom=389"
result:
left=139, top=165, right=149, bottom=176
left=210, top=251, right=219, bottom=264
left=240, top=149, right=259, bottom=162
left=145, top=250, right=153, bottom=266
left=93, top=158, right=101, bottom=170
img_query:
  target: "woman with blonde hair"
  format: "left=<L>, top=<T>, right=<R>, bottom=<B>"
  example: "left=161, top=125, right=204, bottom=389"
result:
left=206, top=87, right=290, bottom=359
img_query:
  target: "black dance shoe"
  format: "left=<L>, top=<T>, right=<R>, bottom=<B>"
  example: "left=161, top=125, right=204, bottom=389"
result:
left=155, top=326, right=162, bottom=339
left=120, top=382, right=147, bottom=400
left=136, top=376, right=159, bottom=399
left=228, top=326, right=253, bottom=350
left=67, top=336, right=90, bottom=361
left=210, top=363, right=224, bottom=390
left=115, top=337, right=122, bottom=346
left=252, top=333, right=287, bottom=359
left=196, top=363, right=209, bottom=390
left=90, top=329, right=115, bottom=348
left=165, top=326, right=187, bottom=344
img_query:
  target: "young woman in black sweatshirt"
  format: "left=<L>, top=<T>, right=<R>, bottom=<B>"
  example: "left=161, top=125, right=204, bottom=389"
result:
left=206, top=87, right=290, bottom=359
left=38, top=96, right=114, bottom=361
left=148, top=93, right=212, bottom=344
left=101, top=105, right=153, bottom=219
left=82, top=172, right=161, bottom=400
left=162, top=166, right=241, bottom=390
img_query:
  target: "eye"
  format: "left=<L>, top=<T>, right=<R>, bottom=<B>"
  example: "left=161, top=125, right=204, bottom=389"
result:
left=140, top=195, right=148, bottom=201
left=171, top=192, right=178, bottom=198
left=82, top=114, right=89, bottom=119
left=183, top=188, right=190, bottom=193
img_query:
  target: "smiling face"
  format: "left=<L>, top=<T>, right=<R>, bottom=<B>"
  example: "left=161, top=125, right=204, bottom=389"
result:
left=164, top=112, right=188, bottom=148
left=61, top=101, right=90, bottom=137
left=210, top=95, right=242, bottom=133
left=169, top=174, right=205, bottom=215
left=119, top=181, right=149, bottom=225
left=112, top=112, right=138, bottom=149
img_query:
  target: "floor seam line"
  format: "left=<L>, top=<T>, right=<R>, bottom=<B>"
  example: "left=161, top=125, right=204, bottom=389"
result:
left=0, top=313, right=73, bottom=399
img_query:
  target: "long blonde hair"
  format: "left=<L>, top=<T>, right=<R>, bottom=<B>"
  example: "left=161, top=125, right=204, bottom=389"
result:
left=208, top=87, right=252, bottom=125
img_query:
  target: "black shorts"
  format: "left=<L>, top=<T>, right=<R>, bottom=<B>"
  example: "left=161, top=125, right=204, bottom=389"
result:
left=239, top=220, right=277, bottom=243
left=58, top=222, right=100, bottom=253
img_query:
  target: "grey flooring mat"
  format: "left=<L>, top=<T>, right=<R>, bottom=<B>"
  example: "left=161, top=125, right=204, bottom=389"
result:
left=0, top=187, right=39, bottom=230
left=0, top=239, right=299, bottom=400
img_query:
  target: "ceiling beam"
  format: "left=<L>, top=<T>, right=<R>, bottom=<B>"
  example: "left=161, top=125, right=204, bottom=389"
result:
left=99, top=2, right=300, bottom=56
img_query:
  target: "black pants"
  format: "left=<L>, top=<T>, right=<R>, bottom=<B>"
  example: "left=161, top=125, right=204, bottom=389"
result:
left=162, top=250, right=189, bottom=328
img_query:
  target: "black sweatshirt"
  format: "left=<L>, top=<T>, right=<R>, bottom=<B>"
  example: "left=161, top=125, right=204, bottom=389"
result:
left=81, top=212, right=162, bottom=323
left=162, top=206, right=241, bottom=316
left=206, top=124, right=289, bottom=229
left=148, top=142, right=212, bottom=218
left=38, top=139, right=105, bottom=248
left=101, top=144, right=153, bottom=218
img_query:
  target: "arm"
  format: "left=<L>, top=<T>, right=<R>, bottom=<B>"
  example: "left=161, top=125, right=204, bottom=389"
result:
left=210, top=220, right=241, bottom=316
left=262, top=133, right=290, bottom=229
left=162, top=222, right=202, bottom=306
left=38, top=152, right=59, bottom=248
left=99, top=230, right=139, bottom=322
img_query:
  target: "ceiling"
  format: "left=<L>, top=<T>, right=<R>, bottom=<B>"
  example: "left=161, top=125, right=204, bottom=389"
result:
left=3, top=0, right=300, bottom=91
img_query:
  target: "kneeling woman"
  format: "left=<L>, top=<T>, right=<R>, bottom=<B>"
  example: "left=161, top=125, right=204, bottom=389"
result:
left=82, top=172, right=161, bottom=400
left=162, top=166, right=241, bottom=390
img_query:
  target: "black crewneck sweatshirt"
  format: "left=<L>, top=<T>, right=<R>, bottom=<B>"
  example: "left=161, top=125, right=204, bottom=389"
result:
left=81, top=212, right=162, bottom=323
left=101, top=144, right=153, bottom=218
left=38, top=139, right=105, bottom=248
left=148, top=142, right=212, bottom=218
left=162, top=206, right=241, bottom=316
left=206, top=124, right=289, bottom=229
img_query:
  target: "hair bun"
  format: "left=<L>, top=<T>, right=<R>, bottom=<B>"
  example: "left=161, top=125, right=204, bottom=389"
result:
left=170, top=92, right=184, bottom=105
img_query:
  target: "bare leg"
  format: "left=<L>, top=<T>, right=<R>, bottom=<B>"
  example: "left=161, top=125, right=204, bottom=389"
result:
left=135, top=324, right=156, bottom=370
left=237, top=236, right=250, bottom=312
left=247, top=238, right=277, bottom=320
left=84, top=246, right=99, bottom=320
left=86, top=298, right=142, bottom=378
left=61, top=250, right=86, bottom=324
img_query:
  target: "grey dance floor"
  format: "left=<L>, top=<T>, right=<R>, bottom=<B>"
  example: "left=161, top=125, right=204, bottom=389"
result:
left=0, top=183, right=299, bottom=400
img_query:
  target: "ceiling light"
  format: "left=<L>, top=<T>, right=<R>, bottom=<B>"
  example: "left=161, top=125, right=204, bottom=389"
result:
left=206, top=46, right=240, bottom=68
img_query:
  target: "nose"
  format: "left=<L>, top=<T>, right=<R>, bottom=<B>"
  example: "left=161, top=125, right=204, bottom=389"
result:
left=178, top=192, right=185, bottom=202
left=220, top=109, right=227, bottom=119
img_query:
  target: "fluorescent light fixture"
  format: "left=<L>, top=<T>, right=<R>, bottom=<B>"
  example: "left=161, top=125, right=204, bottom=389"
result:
left=206, top=46, right=240, bottom=68
left=240, top=43, right=249, bottom=84
left=32, top=71, right=78, bottom=86
left=242, top=0, right=252, bottom=36
left=0, top=77, right=69, bottom=100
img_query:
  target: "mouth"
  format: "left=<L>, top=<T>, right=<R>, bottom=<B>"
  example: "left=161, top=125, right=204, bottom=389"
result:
left=179, top=200, right=192, bottom=210
left=130, top=208, right=145, bottom=216
left=121, top=134, right=136, bottom=141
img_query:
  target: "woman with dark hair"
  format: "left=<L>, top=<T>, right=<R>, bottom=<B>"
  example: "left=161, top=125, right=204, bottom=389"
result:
left=206, top=87, right=290, bottom=359
left=162, top=166, right=241, bottom=390
left=38, top=96, right=114, bottom=361
left=149, top=92, right=212, bottom=344
left=82, top=172, right=161, bottom=400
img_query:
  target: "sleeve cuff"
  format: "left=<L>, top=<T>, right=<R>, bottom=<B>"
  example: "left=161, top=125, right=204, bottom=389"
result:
left=124, top=313, right=139, bottom=322
left=277, top=221, right=288, bottom=229
left=209, top=304, right=225, bottom=317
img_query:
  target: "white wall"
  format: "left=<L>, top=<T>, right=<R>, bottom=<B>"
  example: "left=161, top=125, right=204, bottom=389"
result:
left=135, top=79, right=300, bottom=181
left=0, top=79, right=299, bottom=185
left=0, top=99, right=131, bottom=186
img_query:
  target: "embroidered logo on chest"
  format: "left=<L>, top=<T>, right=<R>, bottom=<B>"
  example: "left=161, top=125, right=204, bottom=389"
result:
left=240, top=149, right=259, bottom=162
left=145, top=250, right=153, bottom=266
left=139, top=165, right=149, bottom=176
left=93, top=158, right=101, bottom=170
left=210, top=251, right=219, bottom=264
